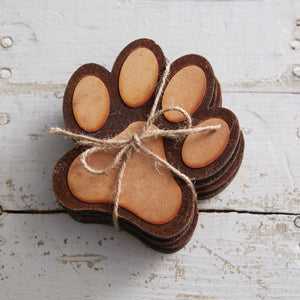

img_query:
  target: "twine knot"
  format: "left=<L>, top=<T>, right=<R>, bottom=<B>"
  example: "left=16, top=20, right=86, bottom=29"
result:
left=50, top=62, right=220, bottom=232
left=131, top=133, right=141, bottom=149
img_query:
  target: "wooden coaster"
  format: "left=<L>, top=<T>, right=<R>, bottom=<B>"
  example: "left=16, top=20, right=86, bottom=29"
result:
left=51, top=38, right=244, bottom=252
left=53, top=147, right=196, bottom=240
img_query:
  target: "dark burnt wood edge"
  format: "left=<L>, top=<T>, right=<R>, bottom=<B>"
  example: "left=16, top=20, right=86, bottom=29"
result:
left=63, top=63, right=116, bottom=137
left=119, top=205, right=197, bottom=247
left=193, top=130, right=242, bottom=187
left=209, top=78, right=222, bottom=108
left=119, top=204, right=198, bottom=252
left=195, top=131, right=245, bottom=193
left=197, top=131, right=245, bottom=199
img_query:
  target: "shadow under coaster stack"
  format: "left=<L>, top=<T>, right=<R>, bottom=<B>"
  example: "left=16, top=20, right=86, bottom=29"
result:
left=52, top=38, right=244, bottom=253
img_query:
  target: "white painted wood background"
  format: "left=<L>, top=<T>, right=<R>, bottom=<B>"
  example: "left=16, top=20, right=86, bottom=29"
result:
left=0, top=0, right=300, bottom=299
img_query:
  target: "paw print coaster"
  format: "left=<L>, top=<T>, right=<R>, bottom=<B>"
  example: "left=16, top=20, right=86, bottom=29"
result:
left=51, top=39, right=244, bottom=253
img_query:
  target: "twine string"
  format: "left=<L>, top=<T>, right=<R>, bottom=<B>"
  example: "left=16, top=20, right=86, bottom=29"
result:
left=50, top=62, right=220, bottom=231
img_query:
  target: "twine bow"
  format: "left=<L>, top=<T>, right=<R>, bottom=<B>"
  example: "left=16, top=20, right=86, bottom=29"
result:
left=50, top=62, right=220, bottom=231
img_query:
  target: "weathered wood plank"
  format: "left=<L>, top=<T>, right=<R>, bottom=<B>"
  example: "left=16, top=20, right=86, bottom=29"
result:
left=0, top=212, right=299, bottom=299
left=201, top=92, right=300, bottom=214
left=1, top=92, right=299, bottom=213
left=1, top=1, right=299, bottom=299
left=0, top=0, right=300, bottom=93
left=0, top=91, right=74, bottom=211
left=0, top=1, right=299, bottom=299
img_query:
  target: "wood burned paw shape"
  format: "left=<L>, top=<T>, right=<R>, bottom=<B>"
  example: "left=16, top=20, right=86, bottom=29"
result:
left=52, top=38, right=244, bottom=253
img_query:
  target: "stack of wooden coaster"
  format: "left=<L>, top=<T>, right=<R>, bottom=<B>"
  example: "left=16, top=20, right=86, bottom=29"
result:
left=52, top=39, right=244, bottom=253
left=162, top=76, right=245, bottom=200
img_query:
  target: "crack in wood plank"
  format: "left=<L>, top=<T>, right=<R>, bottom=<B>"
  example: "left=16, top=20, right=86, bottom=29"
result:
left=198, top=209, right=300, bottom=216
left=1, top=208, right=299, bottom=216
left=1, top=209, right=65, bottom=215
